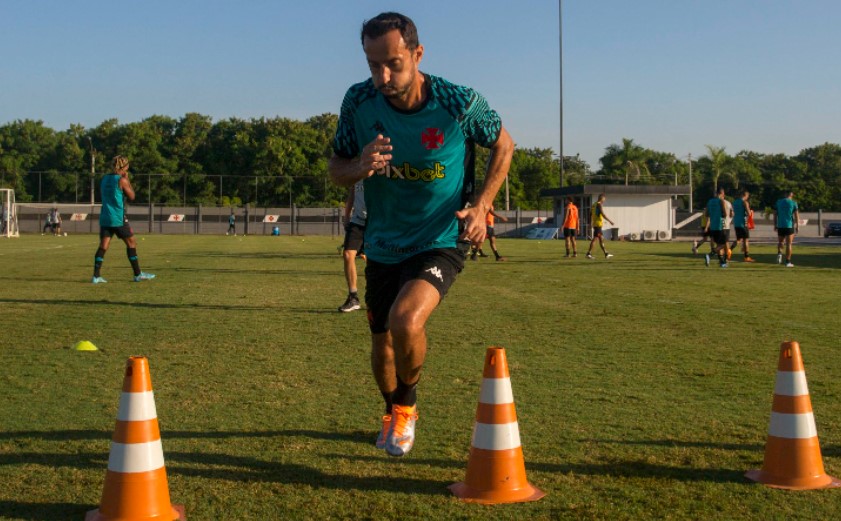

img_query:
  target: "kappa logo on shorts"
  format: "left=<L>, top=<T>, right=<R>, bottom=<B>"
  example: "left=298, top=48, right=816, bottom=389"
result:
left=425, top=266, right=444, bottom=282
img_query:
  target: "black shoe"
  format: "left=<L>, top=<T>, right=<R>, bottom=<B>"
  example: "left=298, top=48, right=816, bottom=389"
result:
left=338, top=295, right=361, bottom=312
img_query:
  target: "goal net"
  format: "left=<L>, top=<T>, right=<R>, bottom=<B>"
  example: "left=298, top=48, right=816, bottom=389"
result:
left=1, top=189, right=19, bottom=238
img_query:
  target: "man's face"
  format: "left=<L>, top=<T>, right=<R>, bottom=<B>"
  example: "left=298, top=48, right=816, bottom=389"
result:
left=363, top=29, right=423, bottom=101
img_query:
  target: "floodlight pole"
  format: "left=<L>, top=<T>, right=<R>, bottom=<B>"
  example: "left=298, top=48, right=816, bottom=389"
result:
left=558, top=0, right=564, bottom=186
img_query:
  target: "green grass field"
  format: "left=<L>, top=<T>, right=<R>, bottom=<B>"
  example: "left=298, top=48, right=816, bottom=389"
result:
left=2, top=234, right=841, bottom=520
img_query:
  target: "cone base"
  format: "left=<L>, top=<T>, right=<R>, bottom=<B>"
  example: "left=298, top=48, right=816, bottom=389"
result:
left=746, top=469, right=841, bottom=490
left=85, top=504, right=186, bottom=521
left=448, top=481, right=545, bottom=504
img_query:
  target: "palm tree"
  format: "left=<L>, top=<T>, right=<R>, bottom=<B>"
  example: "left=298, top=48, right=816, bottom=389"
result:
left=705, top=145, right=730, bottom=192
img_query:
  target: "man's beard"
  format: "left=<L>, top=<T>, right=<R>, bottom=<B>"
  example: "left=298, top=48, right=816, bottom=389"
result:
left=379, top=71, right=415, bottom=99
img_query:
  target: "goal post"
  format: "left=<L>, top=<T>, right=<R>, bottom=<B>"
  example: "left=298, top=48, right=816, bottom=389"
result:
left=1, top=188, right=19, bottom=238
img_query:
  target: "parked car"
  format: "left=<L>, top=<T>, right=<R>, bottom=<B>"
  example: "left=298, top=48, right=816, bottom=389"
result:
left=824, top=222, right=841, bottom=238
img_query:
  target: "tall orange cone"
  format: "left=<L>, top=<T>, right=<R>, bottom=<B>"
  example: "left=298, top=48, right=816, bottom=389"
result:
left=86, top=356, right=186, bottom=520
left=449, top=346, right=545, bottom=504
left=746, top=341, right=841, bottom=490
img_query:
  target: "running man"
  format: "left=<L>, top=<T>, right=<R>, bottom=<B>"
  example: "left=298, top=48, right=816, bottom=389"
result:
left=470, top=205, right=507, bottom=261
left=692, top=212, right=715, bottom=255
left=586, top=193, right=614, bottom=259
left=703, top=187, right=729, bottom=268
left=338, top=180, right=367, bottom=312
left=774, top=190, right=799, bottom=268
left=92, top=156, right=155, bottom=283
left=729, top=190, right=755, bottom=262
left=226, top=210, right=236, bottom=235
left=329, top=12, right=513, bottom=457
left=562, top=197, right=579, bottom=257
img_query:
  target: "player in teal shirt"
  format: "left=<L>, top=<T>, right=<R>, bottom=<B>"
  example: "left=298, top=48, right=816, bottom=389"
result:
left=774, top=190, right=799, bottom=267
left=729, top=190, right=755, bottom=262
left=91, top=155, right=155, bottom=283
left=703, top=187, right=729, bottom=267
left=330, top=12, right=514, bottom=457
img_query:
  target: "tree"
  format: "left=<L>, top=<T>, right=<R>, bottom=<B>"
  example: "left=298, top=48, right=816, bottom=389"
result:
left=598, top=138, right=651, bottom=184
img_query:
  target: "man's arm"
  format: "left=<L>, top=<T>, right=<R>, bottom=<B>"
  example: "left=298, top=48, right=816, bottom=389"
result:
left=120, top=177, right=135, bottom=202
left=329, top=135, right=392, bottom=188
left=601, top=204, right=615, bottom=226
left=703, top=208, right=710, bottom=232
left=455, top=127, right=514, bottom=244
left=490, top=208, right=508, bottom=222
left=793, top=208, right=800, bottom=233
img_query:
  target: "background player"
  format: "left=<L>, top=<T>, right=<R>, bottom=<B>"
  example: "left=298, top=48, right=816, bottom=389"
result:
left=470, top=205, right=507, bottom=261
left=338, top=180, right=366, bottom=312
left=774, top=190, right=799, bottom=267
left=562, top=196, right=579, bottom=257
left=92, top=156, right=155, bottom=283
left=586, top=193, right=614, bottom=259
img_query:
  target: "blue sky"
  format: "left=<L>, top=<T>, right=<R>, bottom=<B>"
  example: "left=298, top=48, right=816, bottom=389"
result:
left=1, top=0, right=839, bottom=170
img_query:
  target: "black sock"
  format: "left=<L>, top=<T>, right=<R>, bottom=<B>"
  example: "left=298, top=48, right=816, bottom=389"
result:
left=493, top=250, right=501, bottom=259
left=392, top=375, right=417, bottom=407
left=127, top=248, right=141, bottom=276
left=381, top=390, right=394, bottom=415
left=94, top=248, right=106, bottom=277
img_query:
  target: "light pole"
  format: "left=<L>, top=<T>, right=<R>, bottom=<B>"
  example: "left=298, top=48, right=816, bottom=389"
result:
left=87, top=137, right=96, bottom=204
left=558, top=0, right=564, bottom=186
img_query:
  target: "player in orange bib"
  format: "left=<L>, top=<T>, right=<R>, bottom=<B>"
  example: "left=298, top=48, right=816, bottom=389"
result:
left=470, top=205, right=508, bottom=261
left=562, top=197, right=579, bottom=257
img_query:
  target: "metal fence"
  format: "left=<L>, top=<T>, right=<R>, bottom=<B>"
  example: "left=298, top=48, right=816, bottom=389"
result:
left=14, top=203, right=554, bottom=237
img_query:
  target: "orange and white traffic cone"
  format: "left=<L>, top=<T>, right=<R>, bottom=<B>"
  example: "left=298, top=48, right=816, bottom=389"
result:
left=449, top=346, right=545, bottom=504
left=86, top=356, right=186, bottom=520
left=746, top=341, right=841, bottom=490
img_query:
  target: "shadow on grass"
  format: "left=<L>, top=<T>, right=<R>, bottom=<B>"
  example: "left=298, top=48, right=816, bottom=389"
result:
left=0, top=501, right=90, bottom=521
left=172, top=267, right=337, bottom=276
left=654, top=251, right=841, bottom=269
left=0, top=429, right=371, bottom=444
left=0, top=298, right=337, bottom=314
left=530, top=459, right=748, bottom=484
left=166, top=451, right=451, bottom=495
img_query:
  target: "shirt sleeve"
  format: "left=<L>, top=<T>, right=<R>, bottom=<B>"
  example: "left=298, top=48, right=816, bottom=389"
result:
left=332, top=89, right=360, bottom=159
left=460, top=89, right=502, bottom=148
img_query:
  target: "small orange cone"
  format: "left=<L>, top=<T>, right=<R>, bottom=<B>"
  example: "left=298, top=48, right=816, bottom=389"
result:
left=86, top=356, right=186, bottom=520
left=746, top=341, right=841, bottom=490
left=449, top=346, right=545, bottom=504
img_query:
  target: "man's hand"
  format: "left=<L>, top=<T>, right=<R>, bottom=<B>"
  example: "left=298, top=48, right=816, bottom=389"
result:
left=359, top=134, right=392, bottom=176
left=455, top=203, right=488, bottom=246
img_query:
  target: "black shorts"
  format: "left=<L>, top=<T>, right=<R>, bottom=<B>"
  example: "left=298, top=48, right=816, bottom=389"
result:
left=777, top=227, right=795, bottom=238
left=100, top=224, right=134, bottom=240
left=486, top=226, right=496, bottom=238
left=563, top=228, right=576, bottom=238
left=343, top=222, right=365, bottom=251
left=593, top=227, right=603, bottom=237
left=365, top=248, right=464, bottom=334
left=710, top=230, right=727, bottom=246
left=735, top=227, right=749, bottom=240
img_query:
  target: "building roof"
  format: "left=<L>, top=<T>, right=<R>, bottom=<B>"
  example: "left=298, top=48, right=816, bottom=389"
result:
left=540, top=184, right=691, bottom=198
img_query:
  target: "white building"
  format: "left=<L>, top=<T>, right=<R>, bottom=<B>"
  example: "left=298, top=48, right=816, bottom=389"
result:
left=540, top=184, right=691, bottom=240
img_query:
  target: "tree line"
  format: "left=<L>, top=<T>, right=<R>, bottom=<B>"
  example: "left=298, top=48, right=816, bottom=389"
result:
left=1, top=115, right=839, bottom=211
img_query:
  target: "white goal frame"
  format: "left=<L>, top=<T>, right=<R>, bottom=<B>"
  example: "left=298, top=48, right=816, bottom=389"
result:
left=1, top=188, right=19, bottom=238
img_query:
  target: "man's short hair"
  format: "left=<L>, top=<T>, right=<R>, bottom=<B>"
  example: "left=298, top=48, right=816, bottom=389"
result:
left=361, top=12, right=419, bottom=50
left=717, top=187, right=726, bottom=195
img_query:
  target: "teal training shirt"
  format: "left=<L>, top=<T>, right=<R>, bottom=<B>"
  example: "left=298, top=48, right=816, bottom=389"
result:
left=776, top=198, right=798, bottom=228
left=99, top=174, right=126, bottom=227
left=706, top=197, right=724, bottom=231
left=333, top=73, right=502, bottom=264
left=732, top=198, right=747, bottom=228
